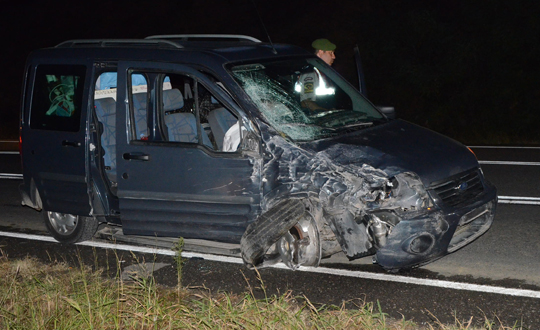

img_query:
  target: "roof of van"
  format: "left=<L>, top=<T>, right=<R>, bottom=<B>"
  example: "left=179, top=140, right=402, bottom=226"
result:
left=42, top=34, right=311, bottom=64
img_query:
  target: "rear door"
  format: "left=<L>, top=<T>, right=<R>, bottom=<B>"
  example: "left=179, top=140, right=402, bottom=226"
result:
left=21, top=63, right=91, bottom=215
left=115, top=61, right=261, bottom=242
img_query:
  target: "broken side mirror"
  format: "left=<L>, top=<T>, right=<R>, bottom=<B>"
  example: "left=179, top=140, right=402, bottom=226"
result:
left=378, top=106, right=396, bottom=120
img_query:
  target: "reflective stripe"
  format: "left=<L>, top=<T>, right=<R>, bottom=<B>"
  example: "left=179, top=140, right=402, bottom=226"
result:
left=314, top=67, right=335, bottom=96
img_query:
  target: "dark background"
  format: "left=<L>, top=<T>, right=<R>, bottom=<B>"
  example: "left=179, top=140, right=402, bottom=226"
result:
left=2, top=0, right=539, bottom=144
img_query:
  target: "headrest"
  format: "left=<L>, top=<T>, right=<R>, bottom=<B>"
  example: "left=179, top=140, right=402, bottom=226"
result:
left=163, top=88, right=184, bottom=111
left=95, top=97, right=116, bottom=116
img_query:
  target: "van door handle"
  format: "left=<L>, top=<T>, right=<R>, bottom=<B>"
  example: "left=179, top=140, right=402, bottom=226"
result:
left=123, top=152, right=150, bottom=161
left=62, top=140, right=81, bottom=147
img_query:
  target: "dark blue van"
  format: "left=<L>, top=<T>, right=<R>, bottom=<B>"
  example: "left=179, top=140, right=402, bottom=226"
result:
left=19, top=35, right=496, bottom=270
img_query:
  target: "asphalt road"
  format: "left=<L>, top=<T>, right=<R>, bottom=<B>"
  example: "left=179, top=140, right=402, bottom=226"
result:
left=1, top=145, right=540, bottom=327
left=474, top=146, right=540, bottom=199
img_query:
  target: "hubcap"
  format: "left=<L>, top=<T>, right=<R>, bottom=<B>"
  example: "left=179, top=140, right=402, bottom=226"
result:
left=48, top=212, right=78, bottom=235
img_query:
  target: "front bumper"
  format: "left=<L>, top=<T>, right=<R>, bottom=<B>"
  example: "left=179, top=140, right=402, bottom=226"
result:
left=375, top=193, right=497, bottom=270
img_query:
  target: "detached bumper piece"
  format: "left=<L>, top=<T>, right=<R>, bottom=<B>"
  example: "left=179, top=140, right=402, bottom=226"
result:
left=448, top=200, right=496, bottom=252
left=374, top=197, right=496, bottom=271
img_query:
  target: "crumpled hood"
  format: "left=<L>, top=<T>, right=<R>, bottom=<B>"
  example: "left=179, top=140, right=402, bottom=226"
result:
left=301, top=119, right=478, bottom=187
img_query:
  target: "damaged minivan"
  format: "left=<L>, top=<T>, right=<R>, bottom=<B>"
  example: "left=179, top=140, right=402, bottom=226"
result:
left=19, top=35, right=496, bottom=271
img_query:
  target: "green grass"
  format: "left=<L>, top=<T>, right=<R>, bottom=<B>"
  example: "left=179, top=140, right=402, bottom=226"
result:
left=0, top=248, right=525, bottom=330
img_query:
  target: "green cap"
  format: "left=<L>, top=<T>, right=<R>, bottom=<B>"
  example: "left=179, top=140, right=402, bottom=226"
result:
left=312, top=38, right=336, bottom=51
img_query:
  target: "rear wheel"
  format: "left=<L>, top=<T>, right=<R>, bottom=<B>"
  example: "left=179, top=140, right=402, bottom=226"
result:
left=43, top=211, right=99, bottom=243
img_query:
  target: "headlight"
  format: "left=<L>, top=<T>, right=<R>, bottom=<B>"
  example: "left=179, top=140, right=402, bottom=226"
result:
left=386, top=172, right=433, bottom=212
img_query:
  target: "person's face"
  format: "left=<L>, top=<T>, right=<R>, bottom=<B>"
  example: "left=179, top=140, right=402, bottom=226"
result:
left=317, top=50, right=335, bottom=66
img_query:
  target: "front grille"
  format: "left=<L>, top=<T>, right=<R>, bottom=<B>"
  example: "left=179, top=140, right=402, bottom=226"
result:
left=430, top=169, right=484, bottom=207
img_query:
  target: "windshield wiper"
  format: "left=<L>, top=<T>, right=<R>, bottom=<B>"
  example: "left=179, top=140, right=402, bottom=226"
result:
left=341, top=122, right=373, bottom=129
left=282, top=122, right=334, bottom=129
left=279, top=123, right=338, bottom=142
left=333, top=122, right=374, bottom=134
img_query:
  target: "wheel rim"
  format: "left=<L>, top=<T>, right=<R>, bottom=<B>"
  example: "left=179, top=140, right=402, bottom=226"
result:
left=277, top=212, right=321, bottom=269
left=47, top=211, right=78, bottom=235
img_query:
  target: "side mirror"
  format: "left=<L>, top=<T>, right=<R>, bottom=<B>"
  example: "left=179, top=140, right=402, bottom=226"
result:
left=378, top=106, right=396, bottom=120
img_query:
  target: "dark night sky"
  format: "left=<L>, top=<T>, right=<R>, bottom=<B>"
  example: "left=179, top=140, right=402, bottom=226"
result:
left=2, top=0, right=540, bottom=144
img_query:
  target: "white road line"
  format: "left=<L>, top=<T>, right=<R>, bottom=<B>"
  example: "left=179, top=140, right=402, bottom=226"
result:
left=297, top=267, right=540, bottom=299
left=0, top=231, right=539, bottom=299
left=499, top=196, right=540, bottom=201
left=470, top=146, right=540, bottom=149
left=0, top=173, right=22, bottom=179
left=0, top=151, right=19, bottom=155
left=498, top=200, right=540, bottom=205
left=479, top=160, right=540, bottom=166
left=498, top=196, right=540, bottom=205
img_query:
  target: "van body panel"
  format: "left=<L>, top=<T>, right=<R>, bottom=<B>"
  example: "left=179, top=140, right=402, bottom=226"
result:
left=116, top=143, right=260, bottom=241
left=20, top=61, right=92, bottom=215
left=114, top=61, right=261, bottom=241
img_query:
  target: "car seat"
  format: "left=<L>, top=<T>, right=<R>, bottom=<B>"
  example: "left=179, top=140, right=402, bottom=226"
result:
left=163, top=89, right=212, bottom=147
left=132, top=92, right=148, bottom=139
left=207, top=107, right=237, bottom=150
left=94, top=97, right=117, bottom=182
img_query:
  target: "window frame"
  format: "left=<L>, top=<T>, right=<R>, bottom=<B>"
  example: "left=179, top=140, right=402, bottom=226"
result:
left=126, top=67, right=244, bottom=153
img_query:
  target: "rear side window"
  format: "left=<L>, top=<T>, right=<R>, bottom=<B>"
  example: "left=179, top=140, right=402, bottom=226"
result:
left=30, top=65, right=86, bottom=132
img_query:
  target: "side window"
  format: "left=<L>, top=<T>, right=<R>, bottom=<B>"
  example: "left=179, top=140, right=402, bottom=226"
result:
left=126, top=70, right=241, bottom=152
left=158, top=73, right=240, bottom=152
left=160, top=74, right=201, bottom=144
left=30, top=65, right=86, bottom=131
left=129, top=72, right=149, bottom=140
left=95, top=72, right=118, bottom=99
left=94, top=72, right=118, bottom=182
left=197, top=84, right=239, bottom=152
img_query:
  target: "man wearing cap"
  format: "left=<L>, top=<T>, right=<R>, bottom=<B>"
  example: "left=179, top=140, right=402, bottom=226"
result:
left=312, top=38, right=336, bottom=66
left=299, top=38, right=337, bottom=111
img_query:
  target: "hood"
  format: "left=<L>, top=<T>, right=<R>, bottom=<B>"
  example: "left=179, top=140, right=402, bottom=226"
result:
left=301, top=119, right=478, bottom=187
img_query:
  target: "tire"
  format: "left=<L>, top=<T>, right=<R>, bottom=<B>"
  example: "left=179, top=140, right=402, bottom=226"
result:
left=240, top=199, right=305, bottom=267
left=43, top=211, right=99, bottom=243
left=276, top=209, right=321, bottom=269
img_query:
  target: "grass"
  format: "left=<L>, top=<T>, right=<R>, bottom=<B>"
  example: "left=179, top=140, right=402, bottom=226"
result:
left=0, top=247, right=526, bottom=330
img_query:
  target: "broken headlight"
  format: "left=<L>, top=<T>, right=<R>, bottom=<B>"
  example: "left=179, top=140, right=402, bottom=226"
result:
left=364, top=172, right=435, bottom=248
left=386, top=172, right=434, bottom=213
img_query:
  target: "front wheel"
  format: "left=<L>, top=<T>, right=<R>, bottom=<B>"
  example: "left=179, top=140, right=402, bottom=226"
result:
left=277, top=210, right=321, bottom=269
left=240, top=199, right=322, bottom=270
left=43, top=211, right=99, bottom=243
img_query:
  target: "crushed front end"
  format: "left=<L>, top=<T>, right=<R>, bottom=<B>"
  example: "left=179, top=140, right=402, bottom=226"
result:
left=368, top=168, right=497, bottom=270
left=250, top=134, right=497, bottom=271
left=229, top=56, right=497, bottom=271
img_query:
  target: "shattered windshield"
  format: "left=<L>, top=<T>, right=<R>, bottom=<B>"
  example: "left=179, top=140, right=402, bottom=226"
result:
left=229, top=58, right=384, bottom=141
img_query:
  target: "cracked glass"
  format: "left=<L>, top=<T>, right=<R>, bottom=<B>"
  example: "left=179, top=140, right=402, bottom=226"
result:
left=230, top=58, right=384, bottom=142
